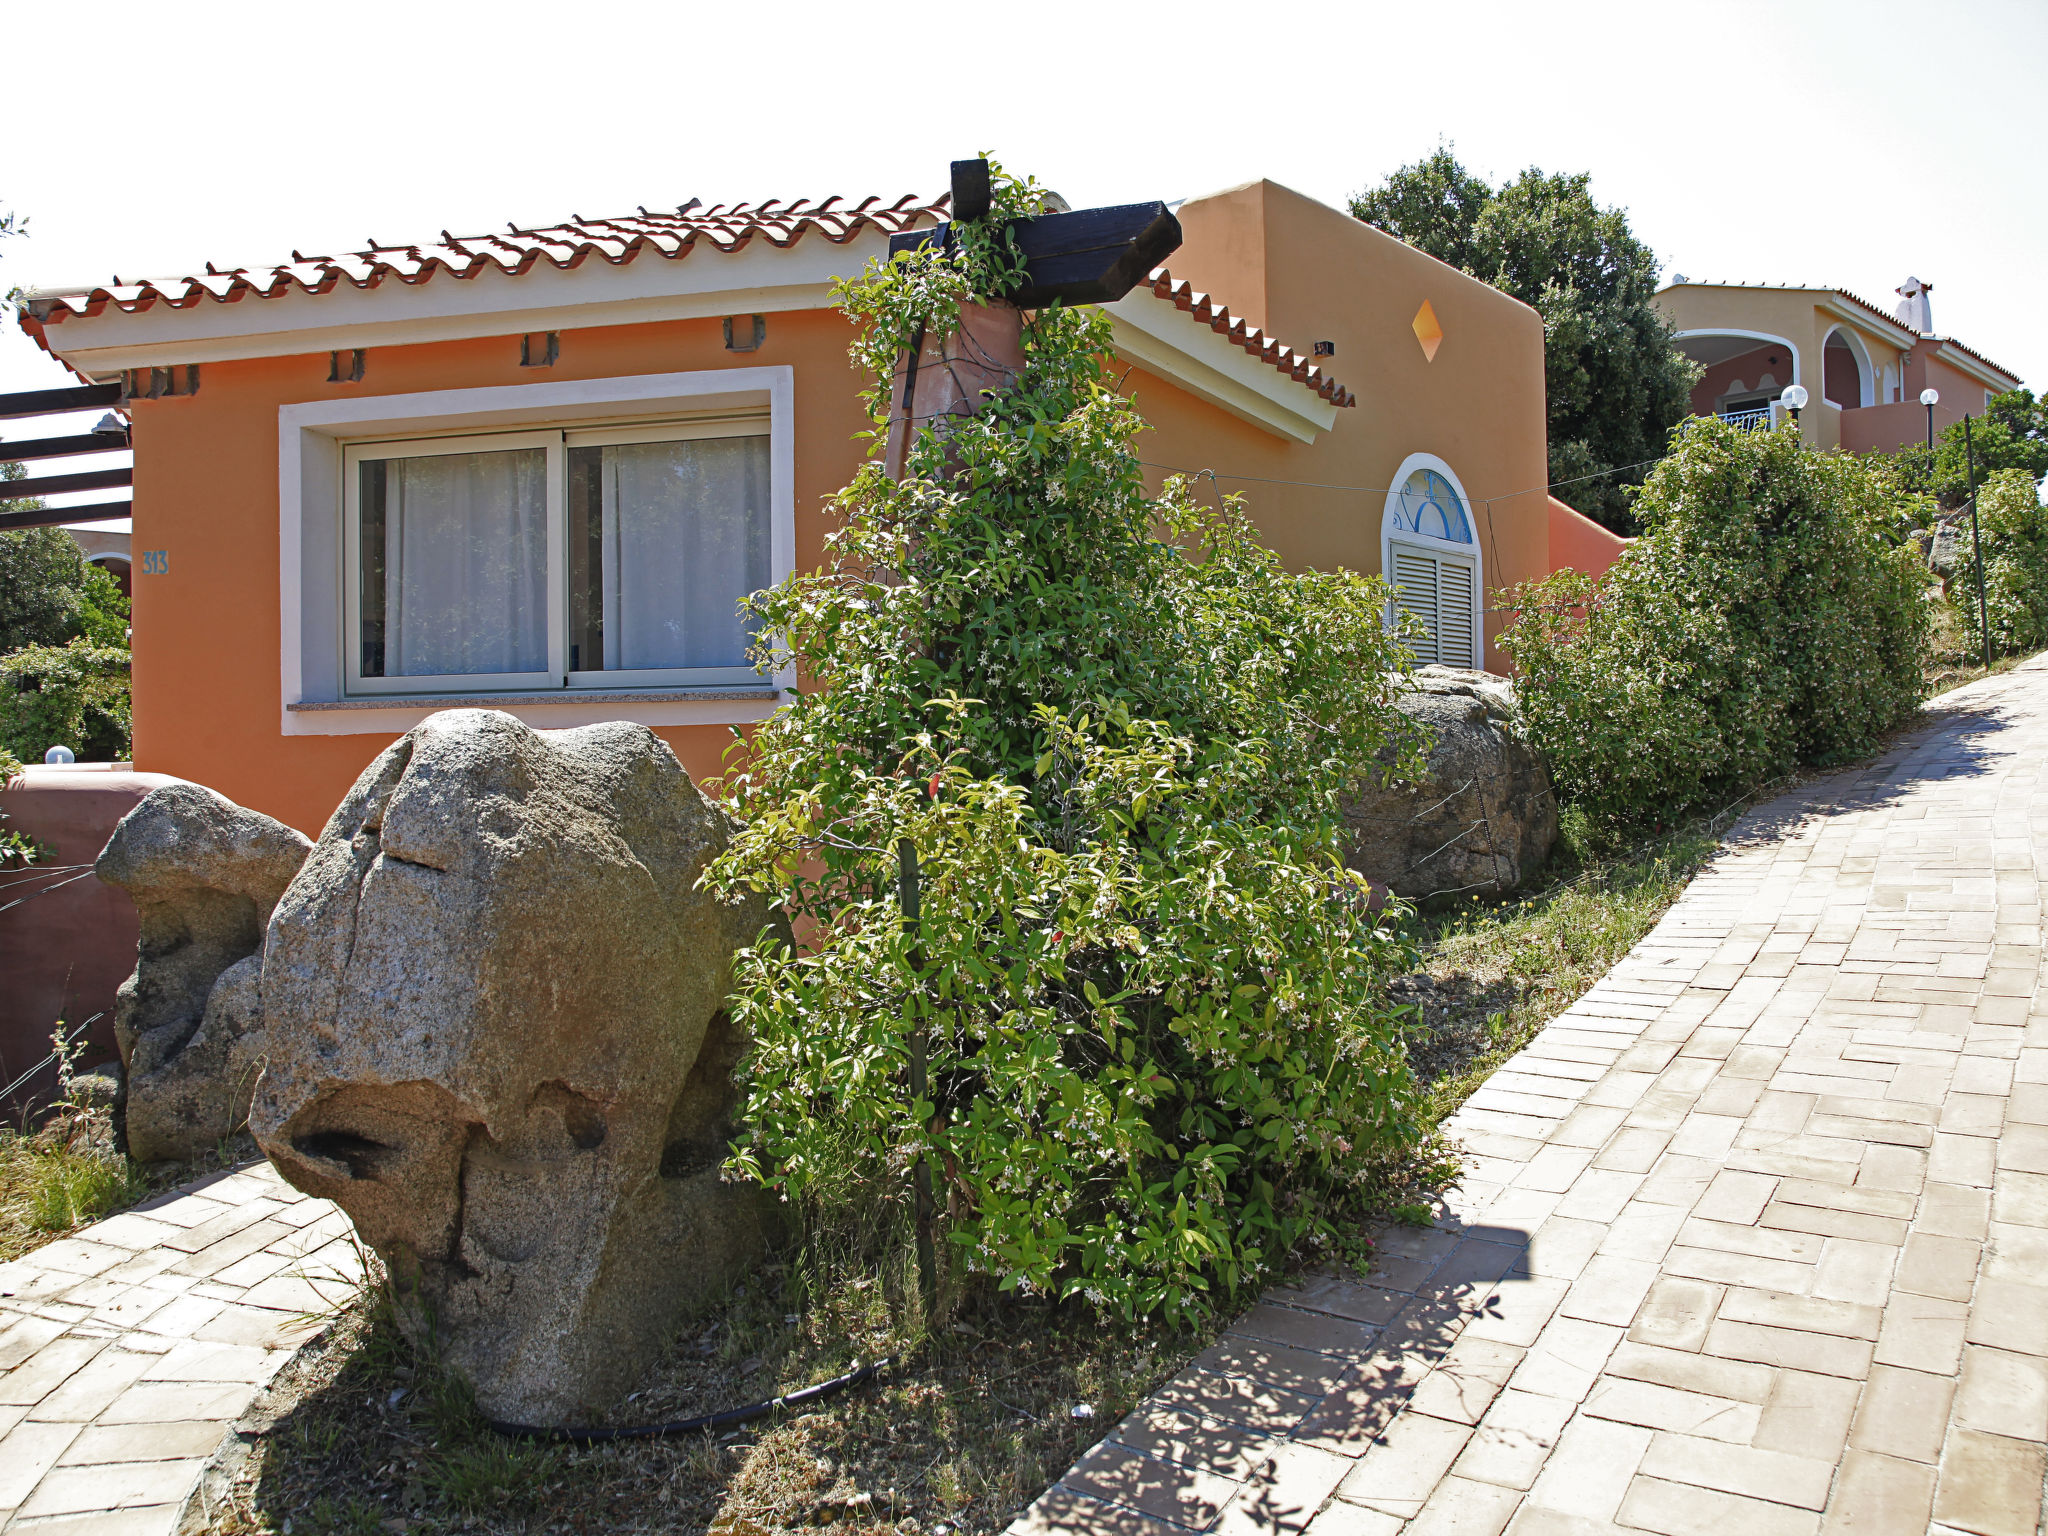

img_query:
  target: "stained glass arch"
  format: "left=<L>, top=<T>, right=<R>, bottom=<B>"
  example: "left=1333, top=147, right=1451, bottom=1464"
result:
left=1388, top=467, right=1474, bottom=545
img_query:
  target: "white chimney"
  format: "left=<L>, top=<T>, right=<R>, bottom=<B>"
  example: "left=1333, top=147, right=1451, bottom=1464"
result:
left=1895, top=276, right=1933, bottom=335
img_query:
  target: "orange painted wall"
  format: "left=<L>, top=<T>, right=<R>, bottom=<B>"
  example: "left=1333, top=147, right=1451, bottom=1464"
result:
left=126, top=309, right=874, bottom=835
left=1159, top=181, right=1553, bottom=668
left=121, top=184, right=1553, bottom=836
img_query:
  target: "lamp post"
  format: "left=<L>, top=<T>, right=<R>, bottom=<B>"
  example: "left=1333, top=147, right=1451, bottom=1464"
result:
left=1781, top=383, right=1809, bottom=426
left=1921, top=387, right=1940, bottom=449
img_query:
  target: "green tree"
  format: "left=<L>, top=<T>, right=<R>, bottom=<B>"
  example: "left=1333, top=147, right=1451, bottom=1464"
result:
left=708, top=160, right=1423, bottom=1323
left=0, top=474, right=130, bottom=651
left=1893, top=389, right=2048, bottom=510
left=1351, top=150, right=1699, bottom=534
left=1952, top=469, right=2048, bottom=660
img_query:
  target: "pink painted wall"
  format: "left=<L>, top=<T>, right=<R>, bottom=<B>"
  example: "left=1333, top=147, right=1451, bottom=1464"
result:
left=1547, top=496, right=1630, bottom=580
left=0, top=769, right=178, bottom=1115
left=1689, top=344, right=1791, bottom=417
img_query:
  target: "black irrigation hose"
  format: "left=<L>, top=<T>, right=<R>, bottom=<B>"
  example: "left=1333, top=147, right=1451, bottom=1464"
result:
left=485, top=1356, right=892, bottom=1444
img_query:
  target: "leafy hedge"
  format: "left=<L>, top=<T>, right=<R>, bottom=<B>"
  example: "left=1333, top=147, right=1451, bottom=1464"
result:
left=1500, top=420, right=1928, bottom=826
left=1952, top=470, right=2048, bottom=662
left=708, top=163, right=1422, bottom=1322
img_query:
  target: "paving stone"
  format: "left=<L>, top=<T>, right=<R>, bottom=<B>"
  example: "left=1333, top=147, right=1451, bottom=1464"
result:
left=1193, top=1339, right=1355, bottom=1402
left=1818, top=1448, right=1934, bottom=1536
left=0, top=1418, right=82, bottom=1508
left=1638, top=1432, right=1835, bottom=1510
left=23, top=1345, right=154, bottom=1423
left=1403, top=1475, right=1522, bottom=1536
left=1626, top=1277, right=1723, bottom=1352
left=1716, top=1286, right=1880, bottom=1340
left=1504, top=1318, right=1622, bottom=1403
left=1213, top=1442, right=1350, bottom=1536
left=1290, top=1353, right=1431, bottom=1455
left=1335, top=1411, right=1473, bottom=1520
left=56, top=1419, right=228, bottom=1467
left=1228, top=1305, right=1380, bottom=1361
left=1615, top=1475, right=1821, bottom=1536
left=1147, top=1372, right=1321, bottom=1436
left=1011, top=1486, right=1184, bottom=1536
left=1603, top=1340, right=1773, bottom=1403
left=1582, top=1375, right=1762, bottom=1442
left=1930, top=1427, right=2047, bottom=1536
left=0, top=1335, right=107, bottom=1407
left=1751, top=1367, right=1861, bottom=1460
left=1404, top=1338, right=1523, bottom=1426
left=1952, top=1344, right=2048, bottom=1442
left=14, top=1457, right=207, bottom=1519
left=1063, top=1439, right=1239, bottom=1529
left=1893, top=1232, right=1981, bottom=1301
left=1520, top=1415, right=1650, bottom=1523
left=1704, top=1318, right=1872, bottom=1378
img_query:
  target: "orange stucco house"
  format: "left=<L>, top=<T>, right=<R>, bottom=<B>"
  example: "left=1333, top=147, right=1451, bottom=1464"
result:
left=1655, top=278, right=2022, bottom=452
left=21, top=178, right=1614, bottom=837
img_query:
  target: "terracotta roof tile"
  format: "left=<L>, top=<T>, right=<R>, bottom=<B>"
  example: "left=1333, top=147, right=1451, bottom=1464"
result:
left=1140, top=269, right=1356, bottom=407
left=24, top=194, right=954, bottom=325
left=24, top=198, right=1355, bottom=406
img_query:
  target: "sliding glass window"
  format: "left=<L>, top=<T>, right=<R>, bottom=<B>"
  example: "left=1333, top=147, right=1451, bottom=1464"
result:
left=343, top=417, right=770, bottom=696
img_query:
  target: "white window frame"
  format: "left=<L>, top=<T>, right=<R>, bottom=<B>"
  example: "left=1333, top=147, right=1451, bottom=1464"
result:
left=1381, top=452, right=1484, bottom=671
left=278, top=366, right=795, bottom=737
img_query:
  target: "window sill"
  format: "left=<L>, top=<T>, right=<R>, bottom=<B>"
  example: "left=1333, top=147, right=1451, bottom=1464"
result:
left=290, top=686, right=782, bottom=712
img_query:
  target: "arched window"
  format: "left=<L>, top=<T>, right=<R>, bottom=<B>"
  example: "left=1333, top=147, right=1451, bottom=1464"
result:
left=1382, top=454, right=1482, bottom=670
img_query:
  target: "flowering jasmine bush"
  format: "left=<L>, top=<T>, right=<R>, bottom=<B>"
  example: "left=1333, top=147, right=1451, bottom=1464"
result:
left=707, top=163, right=1422, bottom=1322
left=1500, top=418, right=1928, bottom=826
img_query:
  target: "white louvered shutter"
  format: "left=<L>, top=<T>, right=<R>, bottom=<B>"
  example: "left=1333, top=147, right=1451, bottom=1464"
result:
left=1393, top=550, right=1440, bottom=665
left=1437, top=561, right=1477, bottom=668
left=1390, top=545, right=1479, bottom=669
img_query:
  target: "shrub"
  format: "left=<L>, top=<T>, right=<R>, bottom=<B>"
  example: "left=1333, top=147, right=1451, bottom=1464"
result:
left=0, top=639, right=132, bottom=763
left=708, top=161, right=1422, bottom=1323
left=1499, top=419, right=1928, bottom=826
left=1950, top=469, right=2048, bottom=662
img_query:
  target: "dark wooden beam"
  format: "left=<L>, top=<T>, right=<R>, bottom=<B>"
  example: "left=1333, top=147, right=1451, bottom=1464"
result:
left=0, top=383, right=124, bottom=422
left=0, top=430, right=131, bottom=463
left=3, top=466, right=132, bottom=499
left=0, top=500, right=132, bottom=532
left=889, top=202, right=1183, bottom=310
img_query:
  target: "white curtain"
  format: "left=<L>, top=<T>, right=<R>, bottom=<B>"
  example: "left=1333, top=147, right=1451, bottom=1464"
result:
left=602, top=437, right=770, bottom=671
left=384, top=448, right=547, bottom=677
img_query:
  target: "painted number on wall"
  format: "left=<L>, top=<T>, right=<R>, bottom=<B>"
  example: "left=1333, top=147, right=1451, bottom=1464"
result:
left=140, top=550, right=170, bottom=575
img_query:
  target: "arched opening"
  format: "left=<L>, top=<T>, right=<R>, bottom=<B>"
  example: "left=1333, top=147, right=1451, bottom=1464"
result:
left=1671, top=330, right=1802, bottom=428
left=87, top=553, right=132, bottom=599
left=1823, top=327, right=1874, bottom=410
left=1382, top=454, right=1483, bottom=671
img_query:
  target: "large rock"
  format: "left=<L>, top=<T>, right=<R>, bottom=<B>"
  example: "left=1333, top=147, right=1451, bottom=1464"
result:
left=251, top=709, right=778, bottom=1426
left=95, top=784, right=313, bottom=1161
left=1344, top=666, right=1557, bottom=899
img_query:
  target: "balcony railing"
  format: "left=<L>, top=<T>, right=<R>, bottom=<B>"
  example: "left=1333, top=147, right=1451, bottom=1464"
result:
left=1716, top=406, right=1774, bottom=431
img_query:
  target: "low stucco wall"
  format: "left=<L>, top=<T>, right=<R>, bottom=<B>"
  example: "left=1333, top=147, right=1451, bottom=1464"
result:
left=1547, top=496, right=1630, bottom=580
left=0, top=766, right=178, bottom=1113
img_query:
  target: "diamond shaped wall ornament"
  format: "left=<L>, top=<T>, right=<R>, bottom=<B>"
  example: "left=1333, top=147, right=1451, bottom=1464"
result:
left=1412, top=299, right=1444, bottom=363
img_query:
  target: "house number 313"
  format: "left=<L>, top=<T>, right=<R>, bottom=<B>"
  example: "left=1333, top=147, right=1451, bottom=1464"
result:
left=140, top=550, right=169, bottom=575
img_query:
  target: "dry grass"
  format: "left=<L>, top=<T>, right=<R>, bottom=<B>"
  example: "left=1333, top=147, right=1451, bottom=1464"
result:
left=0, top=1103, right=147, bottom=1261
left=1, top=1104, right=261, bottom=1263
left=1391, top=807, right=1728, bottom=1137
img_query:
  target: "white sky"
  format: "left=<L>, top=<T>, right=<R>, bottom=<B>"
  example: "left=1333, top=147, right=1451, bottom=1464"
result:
left=6, top=0, right=2044, bottom=525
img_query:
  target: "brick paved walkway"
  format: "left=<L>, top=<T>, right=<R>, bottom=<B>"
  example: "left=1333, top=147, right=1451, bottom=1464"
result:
left=1014, top=658, right=2048, bottom=1536
left=0, top=1160, right=359, bottom=1533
